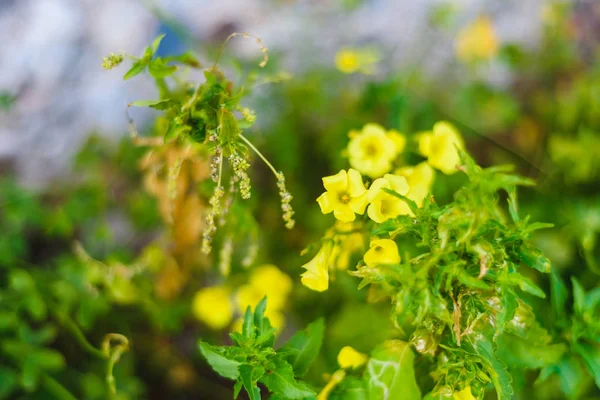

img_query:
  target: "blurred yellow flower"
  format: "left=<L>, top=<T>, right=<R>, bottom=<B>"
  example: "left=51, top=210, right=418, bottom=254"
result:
left=328, top=222, right=365, bottom=270
left=317, top=169, right=368, bottom=222
left=367, top=174, right=411, bottom=223
left=455, top=15, right=499, bottom=62
left=454, top=386, right=476, bottom=400
left=395, top=162, right=435, bottom=206
left=337, top=346, right=368, bottom=369
left=317, top=370, right=346, bottom=400
left=348, top=124, right=401, bottom=178
left=235, top=284, right=264, bottom=313
left=192, top=286, right=233, bottom=330
left=335, top=47, right=380, bottom=74
left=301, top=243, right=332, bottom=292
left=418, top=121, right=464, bottom=175
left=364, top=239, right=400, bottom=267
left=248, top=264, right=293, bottom=309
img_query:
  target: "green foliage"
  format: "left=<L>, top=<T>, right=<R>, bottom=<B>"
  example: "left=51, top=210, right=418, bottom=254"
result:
left=199, top=298, right=323, bottom=399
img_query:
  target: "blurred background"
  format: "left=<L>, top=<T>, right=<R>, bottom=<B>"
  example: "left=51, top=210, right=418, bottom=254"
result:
left=0, top=0, right=599, bottom=399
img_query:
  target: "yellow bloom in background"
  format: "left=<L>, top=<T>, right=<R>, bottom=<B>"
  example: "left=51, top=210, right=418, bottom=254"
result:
left=454, top=386, right=476, bottom=400
left=418, top=121, right=464, bottom=175
left=395, top=162, right=435, bottom=206
left=348, top=124, right=400, bottom=178
left=387, top=129, right=407, bottom=154
left=317, top=169, right=368, bottom=222
left=337, top=346, right=368, bottom=369
left=367, top=174, right=411, bottom=222
left=335, top=47, right=380, bottom=74
left=249, top=264, right=293, bottom=310
left=455, top=15, right=499, bottom=62
left=192, top=286, right=233, bottom=330
left=364, top=239, right=401, bottom=267
left=328, top=223, right=364, bottom=271
left=300, top=243, right=332, bottom=292
left=235, top=284, right=264, bottom=313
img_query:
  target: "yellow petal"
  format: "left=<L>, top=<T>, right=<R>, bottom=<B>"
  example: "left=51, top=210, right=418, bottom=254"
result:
left=367, top=178, right=391, bottom=202
left=337, top=346, right=368, bottom=369
left=383, top=174, right=410, bottom=196
left=367, top=202, right=387, bottom=223
left=417, top=131, right=433, bottom=157
left=346, top=169, right=366, bottom=197
left=317, top=370, right=346, bottom=400
left=333, top=204, right=356, bottom=222
left=349, top=192, right=369, bottom=215
left=317, top=192, right=335, bottom=214
left=323, top=170, right=348, bottom=192
left=387, top=130, right=406, bottom=155
left=364, top=239, right=401, bottom=267
left=301, top=245, right=331, bottom=292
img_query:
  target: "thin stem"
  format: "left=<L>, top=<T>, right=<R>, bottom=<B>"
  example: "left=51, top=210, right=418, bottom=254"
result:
left=52, top=311, right=106, bottom=360
left=238, top=133, right=279, bottom=177
left=41, top=374, right=78, bottom=400
left=218, top=149, right=224, bottom=187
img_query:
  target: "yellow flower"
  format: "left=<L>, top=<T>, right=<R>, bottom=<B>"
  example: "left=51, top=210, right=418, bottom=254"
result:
left=337, top=346, right=368, bottom=369
left=418, top=121, right=464, bottom=175
left=364, top=239, right=400, bottom=267
left=317, top=370, right=346, bottom=400
left=317, top=169, right=368, bottom=222
left=300, top=243, right=332, bottom=292
left=249, top=264, right=292, bottom=310
left=455, top=15, right=499, bottom=62
left=335, top=47, right=380, bottom=74
left=387, top=130, right=407, bottom=154
left=348, top=124, right=400, bottom=178
left=395, top=162, right=435, bottom=206
left=367, top=174, right=411, bottom=222
left=235, top=284, right=264, bottom=313
left=454, top=386, right=476, bottom=400
left=192, top=286, right=233, bottom=330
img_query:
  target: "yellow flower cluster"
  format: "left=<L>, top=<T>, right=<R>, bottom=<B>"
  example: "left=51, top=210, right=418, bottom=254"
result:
left=191, top=265, right=292, bottom=331
left=455, top=15, right=499, bottom=63
left=334, top=47, right=380, bottom=74
left=347, top=123, right=405, bottom=178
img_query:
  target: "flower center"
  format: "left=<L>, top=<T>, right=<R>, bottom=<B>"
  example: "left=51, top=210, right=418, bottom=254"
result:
left=338, top=192, right=351, bottom=204
left=364, top=142, right=380, bottom=157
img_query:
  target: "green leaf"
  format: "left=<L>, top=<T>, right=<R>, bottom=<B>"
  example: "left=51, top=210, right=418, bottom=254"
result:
left=123, top=61, right=147, bottom=80
left=220, top=109, right=241, bottom=142
left=128, top=99, right=175, bottom=110
left=166, top=51, right=201, bottom=67
left=148, top=58, right=178, bottom=78
left=523, top=222, right=554, bottom=234
left=0, top=367, right=18, bottom=398
left=511, top=272, right=546, bottom=298
left=240, top=364, right=265, bottom=400
left=507, top=187, right=519, bottom=223
left=571, top=277, right=586, bottom=315
left=233, top=380, right=243, bottom=399
left=497, top=333, right=566, bottom=369
left=471, top=338, right=513, bottom=400
left=454, top=268, right=490, bottom=290
left=551, top=271, right=568, bottom=323
left=572, top=341, right=600, bottom=387
left=198, top=341, right=240, bottom=380
left=242, top=307, right=255, bottom=339
left=254, top=297, right=268, bottom=335
left=151, top=34, right=166, bottom=53
left=280, top=318, right=325, bottom=376
left=259, top=359, right=315, bottom=399
left=30, top=349, right=65, bottom=372
left=496, top=289, right=518, bottom=335
left=364, top=340, right=421, bottom=400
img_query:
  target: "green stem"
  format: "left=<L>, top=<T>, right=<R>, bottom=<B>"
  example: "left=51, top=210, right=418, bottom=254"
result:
left=52, top=311, right=106, bottom=360
left=238, top=134, right=279, bottom=177
left=41, top=374, right=78, bottom=400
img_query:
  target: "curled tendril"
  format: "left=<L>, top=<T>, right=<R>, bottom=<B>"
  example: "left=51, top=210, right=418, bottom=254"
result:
left=102, top=333, right=130, bottom=395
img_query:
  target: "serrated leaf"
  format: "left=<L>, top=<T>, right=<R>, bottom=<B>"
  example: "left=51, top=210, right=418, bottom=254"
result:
left=123, top=61, right=147, bottom=80
left=511, top=272, right=546, bottom=298
left=471, top=338, right=513, bottom=400
left=220, top=109, right=241, bottom=142
left=240, top=364, right=264, bottom=400
left=365, top=340, right=421, bottom=400
left=259, top=359, right=315, bottom=399
left=198, top=341, right=240, bottom=380
left=280, top=318, right=325, bottom=377
left=242, top=307, right=254, bottom=339
left=254, top=297, right=268, bottom=335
